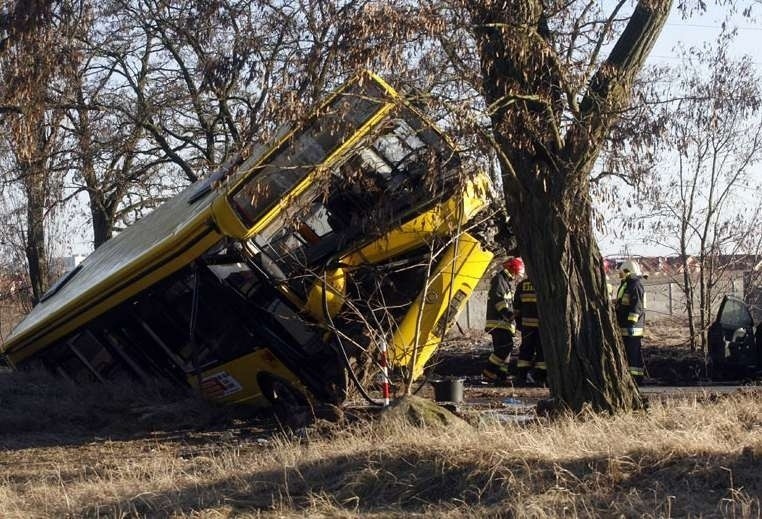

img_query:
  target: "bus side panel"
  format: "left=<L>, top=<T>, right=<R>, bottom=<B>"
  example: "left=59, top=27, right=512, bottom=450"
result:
left=188, top=349, right=306, bottom=406
left=389, top=233, right=493, bottom=380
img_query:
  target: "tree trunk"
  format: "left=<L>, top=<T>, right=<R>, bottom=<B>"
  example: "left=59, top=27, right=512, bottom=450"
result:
left=505, top=168, right=641, bottom=412
left=698, top=252, right=708, bottom=352
left=75, top=86, right=115, bottom=249
left=679, top=201, right=698, bottom=351
left=683, top=265, right=697, bottom=352
left=91, top=200, right=114, bottom=249
left=24, top=167, right=48, bottom=304
left=469, top=0, right=671, bottom=412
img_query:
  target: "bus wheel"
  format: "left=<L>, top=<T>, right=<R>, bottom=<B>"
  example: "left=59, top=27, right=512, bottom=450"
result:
left=257, top=373, right=312, bottom=427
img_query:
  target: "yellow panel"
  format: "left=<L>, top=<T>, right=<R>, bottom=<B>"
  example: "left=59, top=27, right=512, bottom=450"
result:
left=388, top=233, right=493, bottom=380
left=187, top=349, right=305, bottom=406
left=305, top=268, right=347, bottom=321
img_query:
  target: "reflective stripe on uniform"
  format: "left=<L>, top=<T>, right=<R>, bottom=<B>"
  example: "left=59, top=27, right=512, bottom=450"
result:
left=496, top=301, right=508, bottom=311
left=485, top=320, right=516, bottom=332
left=489, top=353, right=506, bottom=366
left=522, top=317, right=539, bottom=327
left=483, top=369, right=498, bottom=381
left=516, top=359, right=533, bottom=368
left=534, top=361, right=547, bottom=370
left=620, top=326, right=644, bottom=337
left=629, top=366, right=644, bottom=376
left=627, top=312, right=640, bottom=322
left=519, top=294, right=537, bottom=303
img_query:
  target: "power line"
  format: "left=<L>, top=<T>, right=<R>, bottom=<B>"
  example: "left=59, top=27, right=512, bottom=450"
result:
left=665, top=22, right=762, bottom=31
left=648, top=54, right=762, bottom=66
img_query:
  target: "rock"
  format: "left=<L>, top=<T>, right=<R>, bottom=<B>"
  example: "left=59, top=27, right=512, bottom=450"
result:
left=376, top=395, right=472, bottom=431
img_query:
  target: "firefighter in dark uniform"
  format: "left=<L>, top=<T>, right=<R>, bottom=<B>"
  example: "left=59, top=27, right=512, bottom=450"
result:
left=514, top=274, right=545, bottom=385
left=483, top=257, right=524, bottom=384
left=615, top=259, right=646, bottom=384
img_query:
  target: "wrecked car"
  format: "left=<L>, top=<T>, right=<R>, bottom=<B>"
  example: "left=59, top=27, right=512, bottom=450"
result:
left=707, top=295, right=761, bottom=379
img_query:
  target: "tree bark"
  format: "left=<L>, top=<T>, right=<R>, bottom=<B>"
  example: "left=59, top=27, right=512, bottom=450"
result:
left=90, top=197, right=114, bottom=249
left=508, top=179, right=640, bottom=411
left=470, top=0, right=672, bottom=412
left=23, top=164, right=49, bottom=304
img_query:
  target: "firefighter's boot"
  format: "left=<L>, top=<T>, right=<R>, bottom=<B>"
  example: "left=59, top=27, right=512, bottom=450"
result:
left=483, top=353, right=511, bottom=385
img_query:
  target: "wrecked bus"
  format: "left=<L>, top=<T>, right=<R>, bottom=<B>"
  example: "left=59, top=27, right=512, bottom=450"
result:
left=0, top=72, right=493, bottom=408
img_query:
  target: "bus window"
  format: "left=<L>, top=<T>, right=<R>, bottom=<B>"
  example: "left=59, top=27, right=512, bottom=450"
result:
left=246, top=112, right=458, bottom=297
left=230, top=84, right=388, bottom=228
left=372, top=118, right=427, bottom=175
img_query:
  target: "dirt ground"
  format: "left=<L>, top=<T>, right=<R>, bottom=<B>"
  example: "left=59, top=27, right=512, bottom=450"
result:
left=430, top=317, right=711, bottom=386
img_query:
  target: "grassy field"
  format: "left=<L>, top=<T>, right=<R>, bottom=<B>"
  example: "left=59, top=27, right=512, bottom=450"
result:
left=1, top=369, right=761, bottom=518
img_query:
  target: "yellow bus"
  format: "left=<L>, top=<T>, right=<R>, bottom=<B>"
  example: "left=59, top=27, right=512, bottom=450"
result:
left=0, top=72, right=493, bottom=408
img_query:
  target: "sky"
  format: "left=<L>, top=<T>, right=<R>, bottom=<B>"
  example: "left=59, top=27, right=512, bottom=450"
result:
left=597, top=4, right=762, bottom=257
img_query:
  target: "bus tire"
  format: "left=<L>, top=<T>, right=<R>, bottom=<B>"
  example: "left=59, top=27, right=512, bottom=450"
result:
left=257, top=372, right=312, bottom=427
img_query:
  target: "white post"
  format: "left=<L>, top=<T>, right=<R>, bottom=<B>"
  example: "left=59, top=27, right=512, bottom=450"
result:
left=378, top=340, right=391, bottom=407
left=668, top=282, right=673, bottom=316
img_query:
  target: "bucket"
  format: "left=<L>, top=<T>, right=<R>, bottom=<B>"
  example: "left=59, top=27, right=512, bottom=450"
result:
left=430, top=377, right=465, bottom=403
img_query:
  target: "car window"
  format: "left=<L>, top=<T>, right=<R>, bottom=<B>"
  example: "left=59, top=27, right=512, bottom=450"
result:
left=718, top=297, right=753, bottom=330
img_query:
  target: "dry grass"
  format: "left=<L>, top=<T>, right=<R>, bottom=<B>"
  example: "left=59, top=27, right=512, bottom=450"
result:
left=2, top=371, right=761, bottom=518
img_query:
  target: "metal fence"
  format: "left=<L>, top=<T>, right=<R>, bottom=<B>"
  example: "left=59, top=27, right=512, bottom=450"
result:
left=457, top=272, right=761, bottom=331
left=640, top=275, right=747, bottom=320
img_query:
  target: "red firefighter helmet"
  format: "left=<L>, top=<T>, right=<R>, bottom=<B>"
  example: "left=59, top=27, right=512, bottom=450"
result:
left=503, top=257, right=525, bottom=277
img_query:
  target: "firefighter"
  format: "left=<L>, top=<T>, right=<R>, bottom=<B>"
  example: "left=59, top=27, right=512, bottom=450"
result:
left=483, top=257, right=524, bottom=384
left=514, top=273, right=545, bottom=386
left=615, top=259, right=646, bottom=384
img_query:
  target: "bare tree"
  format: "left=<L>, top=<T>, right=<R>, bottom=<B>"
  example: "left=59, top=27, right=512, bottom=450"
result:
left=57, top=0, right=377, bottom=248
left=0, top=0, right=75, bottom=302
left=633, top=33, right=762, bottom=350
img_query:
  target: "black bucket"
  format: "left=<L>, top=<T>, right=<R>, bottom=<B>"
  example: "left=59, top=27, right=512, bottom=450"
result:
left=430, top=377, right=465, bottom=403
